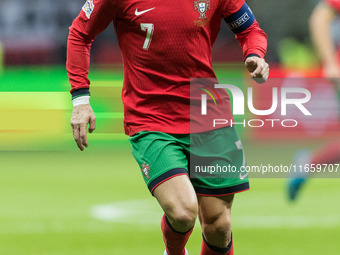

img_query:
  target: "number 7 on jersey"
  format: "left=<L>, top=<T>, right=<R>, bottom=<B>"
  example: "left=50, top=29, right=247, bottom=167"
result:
left=140, top=23, right=154, bottom=50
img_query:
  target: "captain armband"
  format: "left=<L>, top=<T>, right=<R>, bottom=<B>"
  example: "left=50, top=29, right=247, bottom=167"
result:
left=224, top=2, right=255, bottom=34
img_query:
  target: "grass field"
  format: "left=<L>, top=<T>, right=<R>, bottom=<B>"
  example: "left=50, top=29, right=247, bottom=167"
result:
left=0, top=66, right=339, bottom=255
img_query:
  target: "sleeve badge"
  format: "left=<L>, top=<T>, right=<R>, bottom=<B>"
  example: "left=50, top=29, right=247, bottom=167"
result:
left=82, top=0, right=95, bottom=19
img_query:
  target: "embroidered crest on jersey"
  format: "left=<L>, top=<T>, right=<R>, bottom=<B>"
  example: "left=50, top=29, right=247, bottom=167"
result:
left=194, top=0, right=211, bottom=19
left=142, top=163, right=151, bottom=180
left=82, top=0, right=95, bottom=19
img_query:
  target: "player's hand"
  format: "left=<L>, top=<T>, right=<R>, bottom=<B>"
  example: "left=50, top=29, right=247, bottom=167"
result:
left=245, top=56, right=269, bottom=84
left=70, top=104, right=96, bottom=151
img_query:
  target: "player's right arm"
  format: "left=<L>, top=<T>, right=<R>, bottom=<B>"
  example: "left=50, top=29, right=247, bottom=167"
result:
left=67, top=0, right=119, bottom=151
left=310, top=1, right=340, bottom=79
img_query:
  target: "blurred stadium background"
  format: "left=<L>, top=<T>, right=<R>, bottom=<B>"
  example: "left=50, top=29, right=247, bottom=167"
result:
left=0, top=0, right=340, bottom=254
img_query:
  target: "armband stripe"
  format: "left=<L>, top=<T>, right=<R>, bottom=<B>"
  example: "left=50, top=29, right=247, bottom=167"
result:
left=71, top=88, right=90, bottom=100
left=224, top=2, right=255, bottom=34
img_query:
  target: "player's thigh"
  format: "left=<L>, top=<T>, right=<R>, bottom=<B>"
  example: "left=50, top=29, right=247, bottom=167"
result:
left=130, top=131, right=197, bottom=221
left=154, top=174, right=198, bottom=221
left=129, top=131, right=190, bottom=194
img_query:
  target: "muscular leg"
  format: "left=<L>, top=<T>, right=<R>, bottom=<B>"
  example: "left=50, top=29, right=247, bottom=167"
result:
left=153, top=175, right=198, bottom=255
left=198, top=194, right=234, bottom=255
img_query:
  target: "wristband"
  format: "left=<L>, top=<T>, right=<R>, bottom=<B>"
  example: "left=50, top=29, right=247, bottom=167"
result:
left=72, top=95, right=90, bottom=107
left=244, top=53, right=261, bottom=61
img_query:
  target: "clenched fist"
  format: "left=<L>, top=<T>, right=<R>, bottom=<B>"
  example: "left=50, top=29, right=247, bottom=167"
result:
left=245, top=56, right=270, bottom=83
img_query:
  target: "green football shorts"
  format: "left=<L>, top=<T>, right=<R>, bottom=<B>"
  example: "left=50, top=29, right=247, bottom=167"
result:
left=129, top=126, right=249, bottom=196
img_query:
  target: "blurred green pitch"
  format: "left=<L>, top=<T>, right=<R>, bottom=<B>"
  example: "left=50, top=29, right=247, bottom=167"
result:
left=0, top=66, right=339, bottom=255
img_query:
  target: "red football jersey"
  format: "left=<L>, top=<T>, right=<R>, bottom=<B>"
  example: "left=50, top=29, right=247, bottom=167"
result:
left=326, top=0, right=340, bottom=12
left=67, top=0, right=267, bottom=135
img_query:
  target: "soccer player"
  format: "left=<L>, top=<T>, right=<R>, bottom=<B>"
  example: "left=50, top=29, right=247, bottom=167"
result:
left=288, top=0, right=340, bottom=201
left=67, top=0, right=269, bottom=254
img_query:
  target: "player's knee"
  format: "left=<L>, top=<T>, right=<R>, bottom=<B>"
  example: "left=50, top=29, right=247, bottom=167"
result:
left=205, top=221, right=231, bottom=239
left=167, top=202, right=198, bottom=230
left=202, top=215, right=231, bottom=242
left=173, top=207, right=197, bottom=227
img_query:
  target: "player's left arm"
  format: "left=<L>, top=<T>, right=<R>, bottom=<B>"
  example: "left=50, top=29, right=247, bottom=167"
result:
left=223, top=1, right=269, bottom=83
